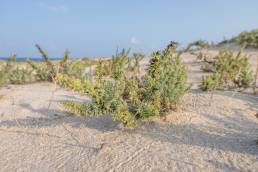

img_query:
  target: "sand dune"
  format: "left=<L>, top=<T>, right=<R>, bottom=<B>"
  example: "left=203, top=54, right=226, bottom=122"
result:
left=0, top=50, right=258, bottom=171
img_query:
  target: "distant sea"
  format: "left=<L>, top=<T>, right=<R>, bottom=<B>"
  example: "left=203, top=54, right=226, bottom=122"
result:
left=0, top=57, right=63, bottom=62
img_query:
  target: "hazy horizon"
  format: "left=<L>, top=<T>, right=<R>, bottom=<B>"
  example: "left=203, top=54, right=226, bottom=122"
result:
left=1, top=0, right=258, bottom=57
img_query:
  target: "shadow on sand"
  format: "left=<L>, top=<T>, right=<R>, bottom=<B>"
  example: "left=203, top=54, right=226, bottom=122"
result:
left=0, top=90, right=257, bottom=156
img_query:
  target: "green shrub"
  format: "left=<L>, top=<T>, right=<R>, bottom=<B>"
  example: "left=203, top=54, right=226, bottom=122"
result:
left=128, top=53, right=144, bottom=74
left=0, top=70, right=8, bottom=87
left=8, top=67, right=35, bottom=84
left=187, top=40, right=210, bottom=50
left=0, top=54, right=37, bottom=86
left=220, top=29, right=258, bottom=48
left=55, top=74, right=94, bottom=94
left=34, top=44, right=98, bottom=80
left=27, top=60, right=52, bottom=81
left=202, top=73, right=220, bottom=91
left=66, top=59, right=97, bottom=79
left=59, top=43, right=188, bottom=128
left=201, top=48, right=253, bottom=90
left=95, top=59, right=112, bottom=78
left=35, top=44, right=57, bottom=79
left=234, top=29, right=258, bottom=48
left=0, top=46, right=97, bottom=87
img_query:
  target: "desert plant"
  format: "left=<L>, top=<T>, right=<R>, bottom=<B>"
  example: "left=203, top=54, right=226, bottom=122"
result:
left=0, top=47, right=97, bottom=87
left=128, top=53, right=144, bottom=74
left=35, top=44, right=57, bottom=79
left=66, top=59, right=98, bottom=79
left=8, top=67, right=35, bottom=84
left=55, top=74, right=95, bottom=94
left=202, top=73, right=220, bottom=91
left=201, top=48, right=253, bottom=90
left=59, top=43, right=188, bottom=128
left=35, top=44, right=75, bottom=79
left=59, top=49, right=70, bottom=74
left=0, top=54, right=37, bottom=86
left=4, top=53, right=17, bottom=73
left=233, top=29, right=258, bottom=48
left=220, top=29, right=258, bottom=48
left=34, top=44, right=98, bottom=80
left=146, top=44, right=188, bottom=110
left=0, top=70, right=8, bottom=87
left=187, top=40, right=210, bottom=50
left=27, top=60, right=52, bottom=81
left=95, top=59, right=112, bottom=79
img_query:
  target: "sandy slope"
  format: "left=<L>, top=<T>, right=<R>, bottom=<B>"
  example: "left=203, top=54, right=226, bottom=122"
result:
left=0, top=50, right=258, bottom=172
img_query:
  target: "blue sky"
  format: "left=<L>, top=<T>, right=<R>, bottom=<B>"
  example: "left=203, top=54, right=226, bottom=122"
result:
left=1, top=0, right=258, bottom=57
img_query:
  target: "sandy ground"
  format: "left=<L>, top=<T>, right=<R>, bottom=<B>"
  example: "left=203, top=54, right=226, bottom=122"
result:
left=0, top=50, right=258, bottom=172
